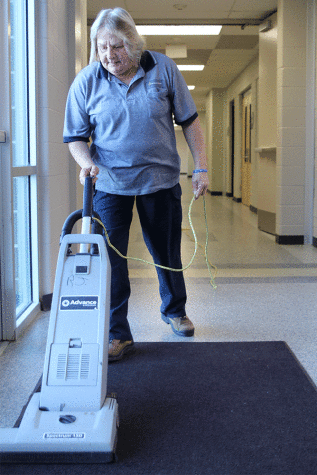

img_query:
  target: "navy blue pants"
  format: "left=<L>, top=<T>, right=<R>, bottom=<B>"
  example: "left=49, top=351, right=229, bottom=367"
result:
left=93, top=184, right=187, bottom=341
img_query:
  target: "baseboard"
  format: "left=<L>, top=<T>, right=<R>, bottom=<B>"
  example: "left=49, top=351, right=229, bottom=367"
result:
left=40, top=293, right=53, bottom=311
left=226, top=192, right=233, bottom=198
left=275, top=235, right=304, bottom=245
left=250, top=205, right=257, bottom=214
left=208, top=191, right=223, bottom=196
left=233, top=197, right=242, bottom=203
left=313, top=237, right=317, bottom=248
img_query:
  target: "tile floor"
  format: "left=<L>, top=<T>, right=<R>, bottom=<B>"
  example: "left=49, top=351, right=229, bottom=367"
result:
left=1, top=175, right=317, bottom=428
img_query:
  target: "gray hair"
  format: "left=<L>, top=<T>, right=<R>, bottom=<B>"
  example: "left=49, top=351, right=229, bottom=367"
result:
left=89, top=8, right=145, bottom=64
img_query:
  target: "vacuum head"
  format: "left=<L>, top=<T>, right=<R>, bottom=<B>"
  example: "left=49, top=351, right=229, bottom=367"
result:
left=0, top=393, right=118, bottom=464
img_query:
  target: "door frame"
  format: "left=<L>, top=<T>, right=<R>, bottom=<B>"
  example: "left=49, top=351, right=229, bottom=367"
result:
left=241, top=89, right=252, bottom=207
left=229, top=99, right=235, bottom=197
left=0, top=0, right=15, bottom=340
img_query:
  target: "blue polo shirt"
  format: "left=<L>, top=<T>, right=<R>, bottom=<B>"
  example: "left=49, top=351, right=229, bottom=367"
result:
left=63, top=50, right=198, bottom=195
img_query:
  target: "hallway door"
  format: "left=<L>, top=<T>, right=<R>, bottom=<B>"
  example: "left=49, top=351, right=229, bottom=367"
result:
left=241, top=91, right=252, bottom=207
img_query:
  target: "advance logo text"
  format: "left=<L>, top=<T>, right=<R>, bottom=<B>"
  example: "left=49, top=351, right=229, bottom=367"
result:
left=60, top=296, right=98, bottom=310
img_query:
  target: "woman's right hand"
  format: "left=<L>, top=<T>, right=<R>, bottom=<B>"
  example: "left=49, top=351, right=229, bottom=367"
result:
left=79, top=165, right=99, bottom=186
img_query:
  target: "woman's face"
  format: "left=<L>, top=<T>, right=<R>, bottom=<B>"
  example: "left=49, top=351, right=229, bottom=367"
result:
left=96, top=30, right=137, bottom=81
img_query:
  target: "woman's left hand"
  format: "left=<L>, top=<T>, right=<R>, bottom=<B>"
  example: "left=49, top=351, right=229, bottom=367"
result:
left=192, top=171, right=209, bottom=200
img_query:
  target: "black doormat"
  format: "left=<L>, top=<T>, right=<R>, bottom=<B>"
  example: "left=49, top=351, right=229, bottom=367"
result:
left=2, top=342, right=317, bottom=475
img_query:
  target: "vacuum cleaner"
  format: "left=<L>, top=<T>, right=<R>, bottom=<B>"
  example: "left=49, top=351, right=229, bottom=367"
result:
left=0, top=176, right=118, bottom=464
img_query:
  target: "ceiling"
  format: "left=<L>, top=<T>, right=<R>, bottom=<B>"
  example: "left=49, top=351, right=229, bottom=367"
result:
left=87, top=0, right=277, bottom=108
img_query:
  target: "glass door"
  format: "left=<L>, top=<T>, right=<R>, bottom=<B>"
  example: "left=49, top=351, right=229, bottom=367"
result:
left=0, top=0, right=39, bottom=340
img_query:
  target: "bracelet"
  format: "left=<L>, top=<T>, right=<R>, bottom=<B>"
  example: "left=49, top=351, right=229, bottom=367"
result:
left=193, top=169, right=208, bottom=174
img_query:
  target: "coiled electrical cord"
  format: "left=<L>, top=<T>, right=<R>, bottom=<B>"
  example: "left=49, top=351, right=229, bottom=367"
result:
left=92, top=195, right=217, bottom=289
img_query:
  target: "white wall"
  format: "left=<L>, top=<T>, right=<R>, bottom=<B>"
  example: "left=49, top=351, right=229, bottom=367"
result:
left=258, top=15, right=277, bottom=149
left=225, top=57, right=259, bottom=202
left=176, top=111, right=206, bottom=176
left=276, top=0, right=307, bottom=240
left=257, top=12, right=278, bottom=230
left=223, top=2, right=310, bottom=242
left=175, top=128, right=190, bottom=174
left=205, top=89, right=225, bottom=193
left=313, top=0, right=317, bottom=241
left=37, top=0, right=87, bottom=296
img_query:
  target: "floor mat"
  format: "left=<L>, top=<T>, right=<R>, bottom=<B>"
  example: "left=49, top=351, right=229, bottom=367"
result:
left=2, top=341, right=317, bottom=474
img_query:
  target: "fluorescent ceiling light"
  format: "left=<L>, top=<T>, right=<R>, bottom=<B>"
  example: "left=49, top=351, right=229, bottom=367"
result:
left=177, top=65, right=204, bottom=71
left=188, top=85, right=195, bottom=90
left=136, top=25, right=222, bottom=36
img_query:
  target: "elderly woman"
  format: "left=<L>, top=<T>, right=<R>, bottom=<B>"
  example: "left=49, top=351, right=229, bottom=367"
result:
left=63, top=8, right=209, bottom=361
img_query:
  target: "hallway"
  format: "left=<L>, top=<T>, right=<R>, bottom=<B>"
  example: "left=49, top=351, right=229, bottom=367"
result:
left=1, top=175, right=317, bottom=428
left=128, top=175, right=317, bottom=372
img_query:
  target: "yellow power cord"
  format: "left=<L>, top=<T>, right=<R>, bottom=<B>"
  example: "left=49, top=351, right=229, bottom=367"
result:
left=92, top=195, right=217, bottom=289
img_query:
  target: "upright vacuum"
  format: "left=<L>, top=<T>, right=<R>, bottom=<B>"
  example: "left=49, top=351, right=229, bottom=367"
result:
left=0, top=176, right=118, bottom=464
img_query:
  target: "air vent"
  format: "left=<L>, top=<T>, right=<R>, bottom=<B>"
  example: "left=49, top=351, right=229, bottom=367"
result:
left=56, top=353, right=90, bottom=380
left=66, top=354, right=80, bottom=380
left=48, top=343, right=99, bottom=386
left=80, top=354, right=90, bottom=379
left=56, top=354, right=67, bottom=379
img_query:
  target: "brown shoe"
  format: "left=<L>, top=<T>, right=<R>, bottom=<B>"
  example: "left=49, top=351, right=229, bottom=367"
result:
left=108, top=339, right=134, bottom=362
left=161, top=315, right=195, bottom=337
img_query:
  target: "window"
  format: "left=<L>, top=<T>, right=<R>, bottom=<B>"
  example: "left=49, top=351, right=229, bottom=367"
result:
left=0, top=0, right=39, bottom=333
left=13, top=176, right=32, bottom=316
left=10, top=0, right=29, bottom=168
left=10, top=0, right=38, bottom=323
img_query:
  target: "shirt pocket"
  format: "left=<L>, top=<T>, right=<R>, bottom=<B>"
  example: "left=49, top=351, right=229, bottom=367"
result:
left=147, top=86, right=171, bottom=119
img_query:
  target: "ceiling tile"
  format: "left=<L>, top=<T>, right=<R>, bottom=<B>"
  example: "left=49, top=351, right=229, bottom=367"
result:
left=216, top=35, right=258, bottom=50
left=144, top=35, right=219, bottom=51
left=232, top=0, right=277, bottom=11
left=87, top=0, right=276, bottom=97
left=87, top=1, right=126, bottom=19
left=126, top=0, right=235, bottom=20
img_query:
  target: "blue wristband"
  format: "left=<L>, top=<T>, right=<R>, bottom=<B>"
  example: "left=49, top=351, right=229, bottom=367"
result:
left=193, top=169, right=208, bottom=174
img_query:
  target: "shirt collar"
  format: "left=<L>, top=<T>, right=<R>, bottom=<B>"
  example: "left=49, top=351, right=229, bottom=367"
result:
left=140, top=50, right=157, bottom=73
left=96, top=62, right=110, bottom=80
left=96, top=50, right=157, bottom=80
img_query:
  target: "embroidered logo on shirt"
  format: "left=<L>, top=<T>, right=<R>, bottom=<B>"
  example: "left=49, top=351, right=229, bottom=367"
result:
left=148, top=80, right=163, bottom=88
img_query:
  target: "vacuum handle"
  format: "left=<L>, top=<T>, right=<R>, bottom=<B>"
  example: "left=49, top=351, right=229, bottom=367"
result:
left=82, top=176, right=93, bottom=218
